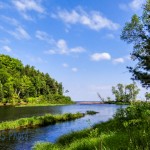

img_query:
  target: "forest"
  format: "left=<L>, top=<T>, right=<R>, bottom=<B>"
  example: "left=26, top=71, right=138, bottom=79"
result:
left=0, top=54, right=72, bottom=105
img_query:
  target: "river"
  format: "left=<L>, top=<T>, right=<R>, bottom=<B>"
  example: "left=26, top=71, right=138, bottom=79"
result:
left=0, top=104, right=126, bottom=150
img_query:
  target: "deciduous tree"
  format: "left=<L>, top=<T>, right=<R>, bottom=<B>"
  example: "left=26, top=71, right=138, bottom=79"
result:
left=121, top=0, right=150, bottom=88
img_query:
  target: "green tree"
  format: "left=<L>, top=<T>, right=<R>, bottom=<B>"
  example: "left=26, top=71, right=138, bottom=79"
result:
left=112, top=83, right=140, bottom=102
left=112, top=84, right=125, bottom=102
left=0, top=81, right=4, bottom=101
left=58, top=82, right=63, bottom=95
left=121, top=0, right=150, bottom=88
left=0, top=54, right=72, bottom=104
left=145, top=92, right=150, bottom=101
left=125, top=83, right=140, bottom=102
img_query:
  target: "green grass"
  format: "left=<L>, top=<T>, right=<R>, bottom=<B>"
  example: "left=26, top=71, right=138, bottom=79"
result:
left=33, top=102, right=150, bottom=150
left=15, top=103, right=68, bottom=107
left=0, top=112, right=84, bottom=131
left=86, top=110, right=99, bottom=115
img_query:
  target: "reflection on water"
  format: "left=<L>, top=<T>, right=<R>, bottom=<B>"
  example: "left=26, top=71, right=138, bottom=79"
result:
left=0, top=104, right=126, bottom=150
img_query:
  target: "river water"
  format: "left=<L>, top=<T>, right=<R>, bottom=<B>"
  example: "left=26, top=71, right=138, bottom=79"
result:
left=0, top=104, right=126, bottom=150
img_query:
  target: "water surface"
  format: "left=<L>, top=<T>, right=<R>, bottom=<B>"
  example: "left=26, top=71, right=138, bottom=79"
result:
left=0, top=104, right=126, bottom=150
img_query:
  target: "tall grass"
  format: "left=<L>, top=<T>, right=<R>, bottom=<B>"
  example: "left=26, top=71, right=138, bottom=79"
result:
left=0, top=112, right=84, bottom=131
left=33, top=102, right=150, bottom=150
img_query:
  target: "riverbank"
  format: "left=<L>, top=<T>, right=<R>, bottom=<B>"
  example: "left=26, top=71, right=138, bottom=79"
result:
left=0, top=101, right=75, bottom=107
left=76, top=101, right=130, bottom=105
left=0, top=112, right=84, bottom=131
left=15, top=103, right=69, bottom=107
left=33, top=102, right=150, bottom=150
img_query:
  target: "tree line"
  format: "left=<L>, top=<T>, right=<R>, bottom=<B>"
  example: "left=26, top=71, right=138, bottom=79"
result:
left=98, top=83, right=140, bottom=103
left=0, top=54, right=72, bottom=104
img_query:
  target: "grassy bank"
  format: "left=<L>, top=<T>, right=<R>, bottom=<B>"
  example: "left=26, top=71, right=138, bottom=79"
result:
left=0, top=95, right=74, bottom=107
left=15, top=103, right=69, bottom=107
left=0, top=102, right=74, bottom=107
left=33, top=102, right=150, bottom=150
left=0, top=112, right=84, bottom=131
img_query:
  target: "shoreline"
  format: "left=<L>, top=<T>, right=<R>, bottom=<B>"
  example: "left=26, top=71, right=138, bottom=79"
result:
left=76, top=101, right=104, bottom=104
left=0, top=112, right=85, bottom=131
left=0, top=102, right=74, bottom=107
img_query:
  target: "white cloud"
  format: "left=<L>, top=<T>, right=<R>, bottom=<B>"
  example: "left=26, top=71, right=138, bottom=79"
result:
left=56, top=39, right=68, bottom=54
left=91, top=53, right=111, bottom=61
left=72, top=67, right=78, bottom=72
left=62, top=63, right=69, bottom=68
left=0, top=16, right=30, bottom=40
left=12, top=0, right=44, bottom=13
left=119, top=0, right=145, bottom=11
left=53, top=7, right=119, bottom=31
left=3, top=46, right=12, bottom=52
left=35, top=30, right=54, bottom=44
left=129, top=0, right=145, bottom=10
left=113, top=55, right=132, bottom=64
left=113, top=58, right=124, bottom=64
left=12, top=0, right=45, bottom=20
left=70, top=47, right=85, bottom=53
left=8, top=26, right=30, bottom=40
left=125, top=55, right=131, bottom=60
left=45, top=38, right=85, bottom=55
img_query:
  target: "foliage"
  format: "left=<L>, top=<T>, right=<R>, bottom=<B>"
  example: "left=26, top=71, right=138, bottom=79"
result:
left=86, top=110, right=98, bottom=115
left=145, top=92, right=150, bottom=101
left=0, top=54, right=72, bottom=104
left=121, top=0, right=150, bottom=88
left=0, top=112, right=84, bottom=131
left=112, top=83, right=140, bottom=102
left=33, top=102, right=150, bottom=150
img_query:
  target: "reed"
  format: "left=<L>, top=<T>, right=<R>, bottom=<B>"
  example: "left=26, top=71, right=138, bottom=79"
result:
left=0, top=112, right=84, bottom=131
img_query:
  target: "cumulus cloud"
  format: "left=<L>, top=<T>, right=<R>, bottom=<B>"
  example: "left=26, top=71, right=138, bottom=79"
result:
left=112, top=55, right=131, bottom=64
left=52, top=7, right=119, bottom=31
left=91, top=53, right=111, bottom=61
left=12, top=0, right=45, bottom=20
left=70, top=47, right=85, bottom=53
left=44, top=38, right=85, bottom=55
left=113, top=58, right=124, bottom=64
left=72, top=67, right=78, bottom=72
left=129, top=0, right=145, bottom=10
left=3, top=45, right=12, bottom=52
left=119, top=0, right=145, bottom=11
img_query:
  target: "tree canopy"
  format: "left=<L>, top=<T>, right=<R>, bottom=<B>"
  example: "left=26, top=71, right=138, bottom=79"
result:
left=121, top=0, right=150, bottom=88
left=0, top=54, right=72, bottom=104
left=112, top=83, right=140, bottom=102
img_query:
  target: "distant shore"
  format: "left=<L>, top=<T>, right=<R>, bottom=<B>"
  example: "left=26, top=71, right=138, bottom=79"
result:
left=76, top=101, right=104, bottom=104
left=76, top=101, right=130, bottom=105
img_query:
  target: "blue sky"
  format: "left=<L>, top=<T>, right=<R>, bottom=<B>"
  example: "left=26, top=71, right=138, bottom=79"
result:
left=0, top=0, right=147, bottom=101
